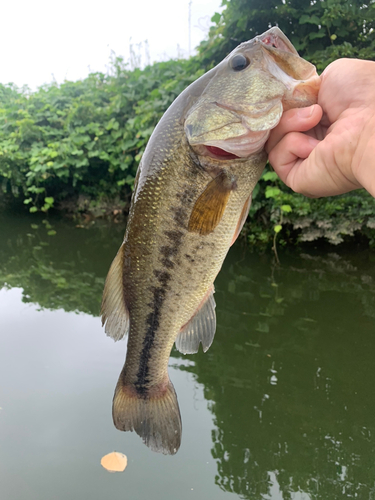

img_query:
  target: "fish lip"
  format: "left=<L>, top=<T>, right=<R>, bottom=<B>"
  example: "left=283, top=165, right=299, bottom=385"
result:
left=204, top=130, right=270, bottom=158
left=255, top=27, right=298, bottom=55
left=191, top=129, right=270, bottom=160
left=190, top=144, right=244, bottom=161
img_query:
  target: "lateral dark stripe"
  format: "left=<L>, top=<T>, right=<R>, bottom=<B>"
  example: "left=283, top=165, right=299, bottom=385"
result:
left=134, top=285, right=168, bottom=395
left=134, top=229, right=184, bottom=394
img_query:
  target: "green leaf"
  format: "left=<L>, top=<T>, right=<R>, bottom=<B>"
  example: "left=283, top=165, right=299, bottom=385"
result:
left=211, top=12, right=221, bottom=24
left=265, top=187, right=281, bottom=199
left=274, top=225, right=282, bottom=234
left=300, top=14, right=321, bottom=25
left=47, top=230, right=57, bottom=236
left=299, top=14, right=311, bottom=24
left=29, top=207, right=38, bottom=213
left=262, top=172, right=279, bottom=182
left=281, top=204, right=292, bottom=213
left=310, top=15, right=321, bottom=25
left=309, top=31, right=326, bottom=40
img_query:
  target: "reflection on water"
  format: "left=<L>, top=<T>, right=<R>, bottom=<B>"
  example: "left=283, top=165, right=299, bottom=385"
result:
left=0, top=214, right=123, bottom=314
left=1, top=212, right=375, bottom=499
left=181, top=247, right=375, bottom=499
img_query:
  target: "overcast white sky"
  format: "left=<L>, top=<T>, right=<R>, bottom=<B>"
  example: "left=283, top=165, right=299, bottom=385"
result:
left=1, top=0, right=223, bottom=90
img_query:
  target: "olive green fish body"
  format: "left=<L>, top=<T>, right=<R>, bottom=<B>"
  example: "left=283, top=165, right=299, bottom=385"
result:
left=122, top=108, right=265, bottom=379
left=101, top=27, right=320, bottom=454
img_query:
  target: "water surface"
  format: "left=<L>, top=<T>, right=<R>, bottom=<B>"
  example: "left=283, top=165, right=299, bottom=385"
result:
left=0, top=213, right=374, bottom=500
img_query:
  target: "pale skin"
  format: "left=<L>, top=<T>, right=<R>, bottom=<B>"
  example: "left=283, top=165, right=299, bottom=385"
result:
left=266, top=58, right=375, bottom=198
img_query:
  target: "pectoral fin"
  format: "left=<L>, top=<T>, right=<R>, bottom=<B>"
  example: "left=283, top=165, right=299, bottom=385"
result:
left=175, top=287, right=216, bottom=354
left=188, top=172, right=236, bottom=236
left=101, top=243, right=130, bottom=341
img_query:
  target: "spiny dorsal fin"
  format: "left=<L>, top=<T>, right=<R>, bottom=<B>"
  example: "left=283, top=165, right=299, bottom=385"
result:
left=188, top=172, right=236, bottom=236
left=101, top=243, right=130, bottom=341
left=231, top=193, right=252, bottom=246
left=175, top=287, right=216, bottom=354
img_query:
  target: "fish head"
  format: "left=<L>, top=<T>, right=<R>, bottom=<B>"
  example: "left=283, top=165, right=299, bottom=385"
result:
left=185, top=27, right=320, bottom=159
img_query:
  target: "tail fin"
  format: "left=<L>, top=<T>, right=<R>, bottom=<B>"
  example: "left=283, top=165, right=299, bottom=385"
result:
left=112, top=374, right=182, bottom=455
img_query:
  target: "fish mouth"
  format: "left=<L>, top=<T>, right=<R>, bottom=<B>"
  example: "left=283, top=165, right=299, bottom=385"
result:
left=257, top=28, right=320, bottom=99
left=195, top=129, right=270, bottom=160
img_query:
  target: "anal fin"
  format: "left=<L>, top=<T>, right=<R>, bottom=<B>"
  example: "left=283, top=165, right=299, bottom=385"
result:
left=175, top=287, right=216, bottom=354
left=101, top=243, right=130, bottom=341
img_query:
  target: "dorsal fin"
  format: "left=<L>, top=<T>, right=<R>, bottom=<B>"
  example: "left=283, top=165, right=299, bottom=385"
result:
left=175, top=287, right=216, bottom=354
left=101, top=243, right=130, bottom=341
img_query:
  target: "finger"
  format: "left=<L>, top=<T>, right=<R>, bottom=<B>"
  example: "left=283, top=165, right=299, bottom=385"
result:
left=265, top=104, right=323, bottom=153
left=268, top=132, right=319, bottom=189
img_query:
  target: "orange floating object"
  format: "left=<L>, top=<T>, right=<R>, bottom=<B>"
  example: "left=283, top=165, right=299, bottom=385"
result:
left=100, top=451, right=128, bottom=472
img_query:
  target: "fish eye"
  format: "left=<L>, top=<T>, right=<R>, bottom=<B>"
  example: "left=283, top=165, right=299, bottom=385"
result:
left=230, top=54, right=250, bottom=71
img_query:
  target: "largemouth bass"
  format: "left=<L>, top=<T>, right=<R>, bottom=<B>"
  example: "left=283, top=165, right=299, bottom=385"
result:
left=101, top=27, right=320, bottom=455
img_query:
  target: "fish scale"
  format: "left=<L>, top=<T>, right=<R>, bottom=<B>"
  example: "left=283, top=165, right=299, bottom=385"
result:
left=101, top=27, right=320, bottom=455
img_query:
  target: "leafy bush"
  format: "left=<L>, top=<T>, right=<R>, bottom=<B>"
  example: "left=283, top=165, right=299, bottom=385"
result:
left=245, top=168, right=375, bottom=249
left=0, top=0, right=374, bottom=247
left=201, top=0, right=375, bottom=247
left=198, top=0, right=375, bottom=71
left=0, top=57, right=203, bottom=214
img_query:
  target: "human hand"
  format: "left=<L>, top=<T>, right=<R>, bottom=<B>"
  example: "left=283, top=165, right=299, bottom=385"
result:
left=266, top=58, right=375, bottom=198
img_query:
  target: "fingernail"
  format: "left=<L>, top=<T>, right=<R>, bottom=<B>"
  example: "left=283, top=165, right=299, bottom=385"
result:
left=296, top=105, right=315, bottom=118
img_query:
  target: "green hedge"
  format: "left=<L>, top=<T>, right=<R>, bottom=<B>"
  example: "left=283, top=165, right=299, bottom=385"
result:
left=0, top=56, right=203, bottom=214
left=0, top=0, right=374, bottom=247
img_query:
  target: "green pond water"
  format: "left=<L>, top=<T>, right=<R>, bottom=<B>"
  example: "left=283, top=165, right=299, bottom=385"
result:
left=1, top=212, right=375, bottom=500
